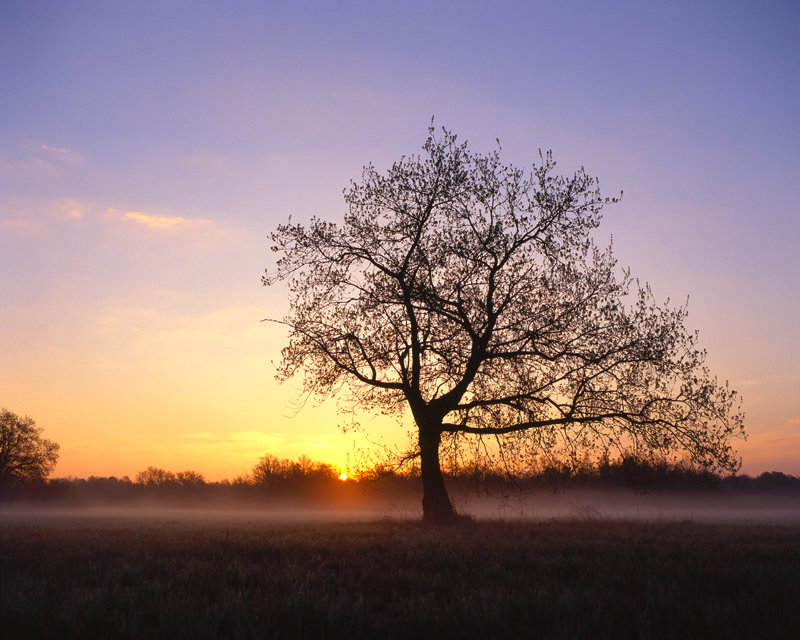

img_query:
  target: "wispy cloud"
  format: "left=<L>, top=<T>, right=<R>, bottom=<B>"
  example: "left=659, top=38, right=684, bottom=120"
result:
left=178, top=431, right=287, bottom=462
left=36, top=143, right=83, bottom=165
left=123, top=211, right=213, bottom=230
left=181, top=431, right=285, bottom=445
left=58, top=199, right=84, bottom=219
left=1, top=197, right=85, bottom=232
left=737, top=374, right=800, bottom=387
left=40, top=144, right=72, bottom=155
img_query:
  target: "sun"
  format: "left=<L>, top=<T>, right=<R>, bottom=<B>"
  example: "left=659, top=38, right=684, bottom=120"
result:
left=338, top=473, right=348, bottom=482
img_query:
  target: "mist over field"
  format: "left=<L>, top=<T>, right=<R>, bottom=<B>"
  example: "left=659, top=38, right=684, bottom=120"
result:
left=4, top=486, right=800, bottom=527
left=4, top=464, right=799, bottom=638
left=4, top=504, right=800, bottom=639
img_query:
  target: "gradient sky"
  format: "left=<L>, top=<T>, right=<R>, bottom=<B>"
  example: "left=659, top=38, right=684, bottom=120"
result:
left=2, top=1, right=798, bottom=480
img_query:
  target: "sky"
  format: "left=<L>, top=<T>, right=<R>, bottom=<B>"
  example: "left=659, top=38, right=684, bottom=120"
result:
left=1, top=0, right=798, bottom=480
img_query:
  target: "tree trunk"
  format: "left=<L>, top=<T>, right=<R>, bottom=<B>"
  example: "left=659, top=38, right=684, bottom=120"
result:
left=419, top=427, right=457, bottom=524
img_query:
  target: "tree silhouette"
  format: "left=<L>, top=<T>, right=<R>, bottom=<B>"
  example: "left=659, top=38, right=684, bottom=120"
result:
left=175, top=470, right=206, bottom=487
left=252, top=453, right=337, bottom=484
left=264, top=126, right=745, bottom=523
left=134, top=466, right=177, bottom=486
left=0, top=409, right=60, bottom=488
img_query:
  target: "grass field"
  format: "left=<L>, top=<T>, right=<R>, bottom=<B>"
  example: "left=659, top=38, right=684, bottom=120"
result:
left=2, top=512, right=799, bottom=639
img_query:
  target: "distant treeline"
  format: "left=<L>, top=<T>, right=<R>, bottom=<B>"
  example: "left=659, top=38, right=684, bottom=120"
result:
left=2, top=453, right=799, bottom=503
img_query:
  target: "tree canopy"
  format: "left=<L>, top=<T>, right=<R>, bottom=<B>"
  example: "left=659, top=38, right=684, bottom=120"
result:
left=0, top=409, right=60, bottom=488
left=264, top=126, right=745, bottom=522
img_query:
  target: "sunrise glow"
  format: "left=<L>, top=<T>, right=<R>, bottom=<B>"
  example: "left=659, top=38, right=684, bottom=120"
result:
left=1, top=2, right=797, bottom=481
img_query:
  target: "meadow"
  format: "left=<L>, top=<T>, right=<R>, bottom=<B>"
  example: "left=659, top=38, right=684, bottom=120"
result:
left=2, top=511, right=800, bottom=639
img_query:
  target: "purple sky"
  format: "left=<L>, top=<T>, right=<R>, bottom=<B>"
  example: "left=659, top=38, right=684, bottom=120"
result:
left=2, top=1, right=798, bottom=479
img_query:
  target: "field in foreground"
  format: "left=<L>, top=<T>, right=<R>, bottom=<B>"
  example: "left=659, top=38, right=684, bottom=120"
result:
left=2, top=514, right=799, bottom=639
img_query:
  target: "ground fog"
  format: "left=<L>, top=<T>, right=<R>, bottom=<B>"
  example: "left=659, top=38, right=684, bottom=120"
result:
left=3, top=486, right=799, bottom=526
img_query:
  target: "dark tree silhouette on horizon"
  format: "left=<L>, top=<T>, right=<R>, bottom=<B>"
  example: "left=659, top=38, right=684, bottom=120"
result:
left=264, top=126, right=745, bottom=523
left=0, top=409, right=60, bottom=488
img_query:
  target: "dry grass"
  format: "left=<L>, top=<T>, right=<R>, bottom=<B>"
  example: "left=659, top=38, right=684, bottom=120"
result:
left=2, top=514, right=799, bottom=638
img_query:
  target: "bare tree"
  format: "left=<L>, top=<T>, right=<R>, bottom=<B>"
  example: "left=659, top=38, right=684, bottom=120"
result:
left=251, top=453, right=288, bottom=484
left=175, top=470, right=206, bottom=487
left=263, top=126, right=745, bottom=523
left=252, top=453, right=338, bottom=484
left=0, top=409, right=60, bottom=487
left=135, top=466, right=177, bottom=486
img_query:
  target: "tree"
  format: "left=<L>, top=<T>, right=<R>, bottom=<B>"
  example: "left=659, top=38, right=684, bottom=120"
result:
left=263, top=126, right=745, bottom=523
left=0, top=409, right=60, bottom=488
left=175, top=470, right=206, bottom=487
left=134, top=466, right=177, bottom=486
left=252, top=453, right=293, bottom=484
left=252, top=453, right=338, bottom=485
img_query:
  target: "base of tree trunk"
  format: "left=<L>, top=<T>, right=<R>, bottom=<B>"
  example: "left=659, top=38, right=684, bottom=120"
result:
left=422, top=506, right=472, bottom=526
left=422, top=493, right=471, bottom=525
left=419, top=427, right=469, bottom=525
left=422, top=506, right=455, bottom=525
